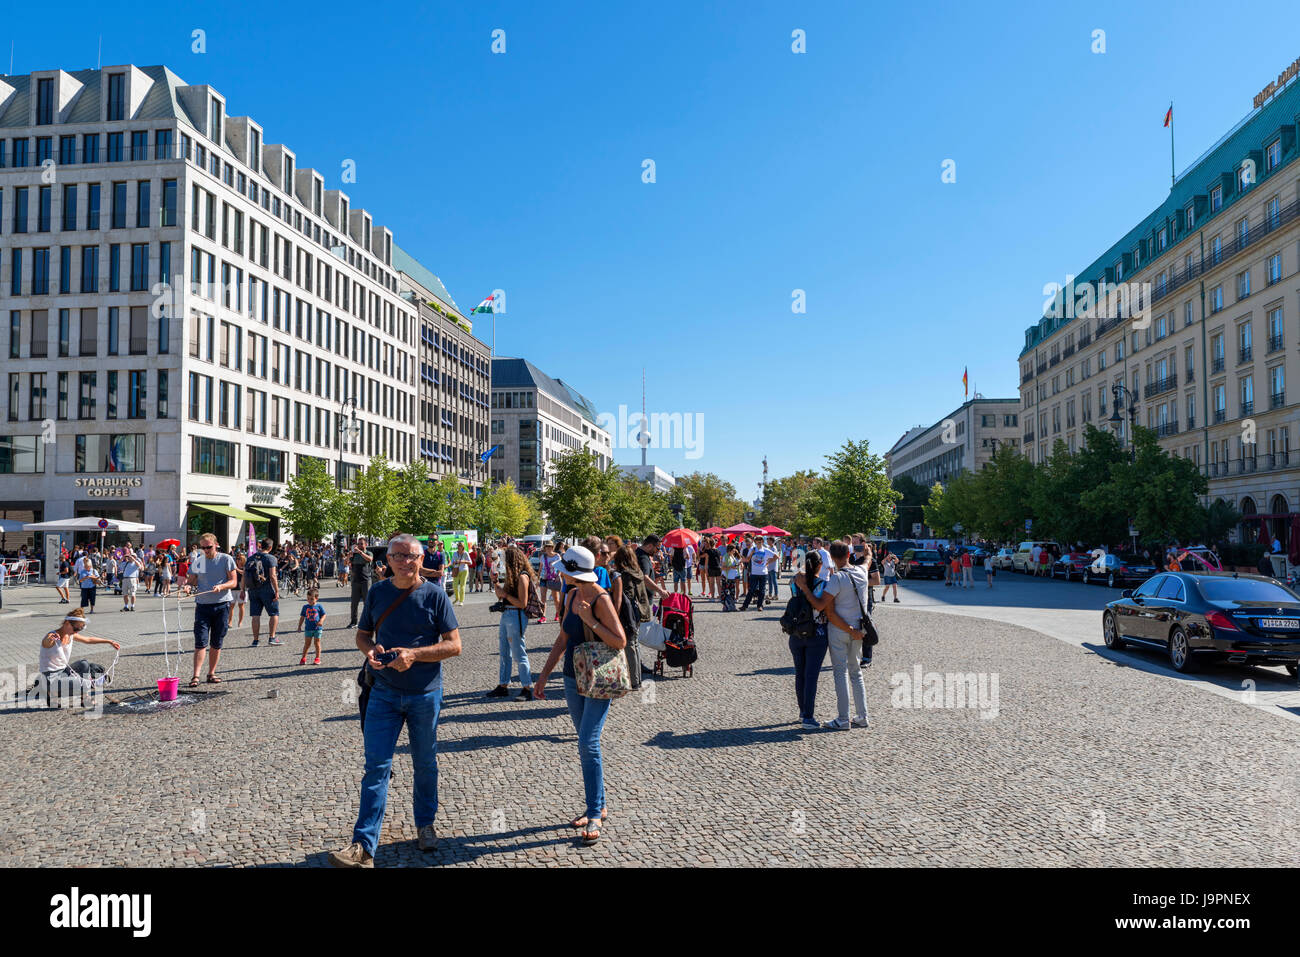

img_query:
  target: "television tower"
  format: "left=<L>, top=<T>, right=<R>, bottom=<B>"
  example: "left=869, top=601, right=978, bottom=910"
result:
left=638, top=368, right=649, bottom=466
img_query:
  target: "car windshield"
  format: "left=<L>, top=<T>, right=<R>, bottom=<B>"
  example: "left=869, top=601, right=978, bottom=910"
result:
left=1197, top=578, right=1299, bottom=603
left=914, top=551, right=940, bottom=560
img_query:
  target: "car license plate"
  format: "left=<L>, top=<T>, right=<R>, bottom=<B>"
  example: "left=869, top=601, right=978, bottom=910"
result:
left=1257, top=618, right=1299, bottom=629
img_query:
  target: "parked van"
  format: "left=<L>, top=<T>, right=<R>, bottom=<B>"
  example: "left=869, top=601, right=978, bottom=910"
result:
left=1012, top=541, right=1062, bottom=573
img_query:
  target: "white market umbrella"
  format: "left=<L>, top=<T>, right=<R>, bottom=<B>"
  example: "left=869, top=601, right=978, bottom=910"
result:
left=23, top=517, right=156, bottom=532
left=0, top=519, right=27, bottom=533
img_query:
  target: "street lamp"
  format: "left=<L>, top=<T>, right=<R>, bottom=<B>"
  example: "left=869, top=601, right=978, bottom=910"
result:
left=337, top=397, right=361, bottom=492
left=1108, top=383, right=1138, bottom=463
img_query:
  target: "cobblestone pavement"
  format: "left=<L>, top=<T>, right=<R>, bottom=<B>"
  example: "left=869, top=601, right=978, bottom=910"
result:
left=0, top=578, right=1296, bottom=867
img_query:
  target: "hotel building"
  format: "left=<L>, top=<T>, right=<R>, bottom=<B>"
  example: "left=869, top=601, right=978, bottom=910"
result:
left=886, top=397, right=1022, bottom=488
left=1018, top=73, right=1300, bottom=546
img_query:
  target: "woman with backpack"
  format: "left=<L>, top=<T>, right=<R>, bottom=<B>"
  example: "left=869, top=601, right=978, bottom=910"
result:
left=485, top=546, right=536, bottom=701
left=532, top=545, right=627, bottom=846
left=787, top=550, right=831, bottom=729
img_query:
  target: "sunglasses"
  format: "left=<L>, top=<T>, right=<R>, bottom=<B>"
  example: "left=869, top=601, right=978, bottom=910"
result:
left=201, top=545, right=217, bottom=551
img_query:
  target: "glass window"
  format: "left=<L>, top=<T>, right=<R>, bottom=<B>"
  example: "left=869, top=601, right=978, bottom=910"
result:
left=0, top=435, right=45, bottom=473
left=87, top=183, right=100, bottom=229
left=75, top=434, right=145, bottom=472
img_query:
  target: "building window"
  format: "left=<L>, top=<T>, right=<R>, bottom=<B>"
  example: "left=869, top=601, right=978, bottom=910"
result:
left=157, top=369, right=169, bottom=418
left=106, top=73, right=125, bottom=121
left=12, top=187, right=27, bottom=233
left=76, top=434, right=145, bottom=472
left=61, top=184, right=77, bottom=230
left=78, top=371, right=97, bottom=419
left=107, top=307, right=118, bottom=356
left=192, top=436, right=236, bottom=477
left=32, top=248, right=50, bottom=295
left=1210, top=185, right=1222, bottom=212
left=131, top=130, right=148, bottom=161
left=106, top=132, right=123, bottom=162
left=0, top=435, right=44, bottom=473
left=130, top=243, right=149, bottom=291
left=86, top=183, right=100, bottom=229
left=135, top=180, right=151, bottom=228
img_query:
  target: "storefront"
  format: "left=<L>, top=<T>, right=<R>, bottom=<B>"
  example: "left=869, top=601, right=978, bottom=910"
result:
left=185, top=503, right=268, bottom=552
left=0, top=502, right=43, bottom=554
left=72, top=500, right=147, bottom=547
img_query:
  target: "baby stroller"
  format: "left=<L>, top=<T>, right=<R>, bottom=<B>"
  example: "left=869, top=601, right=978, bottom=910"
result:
left=654, top=593, right=696, bottom=678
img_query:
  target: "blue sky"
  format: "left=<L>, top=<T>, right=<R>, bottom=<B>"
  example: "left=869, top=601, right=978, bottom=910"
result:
left=7, top=1, right=1297, bottom=500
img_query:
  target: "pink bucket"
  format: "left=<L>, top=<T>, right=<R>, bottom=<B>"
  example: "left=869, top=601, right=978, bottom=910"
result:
left=157, top=677, right=180, bottom=702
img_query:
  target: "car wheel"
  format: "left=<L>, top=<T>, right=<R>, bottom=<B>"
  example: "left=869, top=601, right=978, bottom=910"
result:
left=1168, top=627, right=1196, bottom=673
left=1103, top=611, right=1125, bottom=650
left=1286, top=663, right=1298, bottom=680
left=1063, top=568, right=1071, bottom=582
left=1107, top=571, right=1116, bottom=588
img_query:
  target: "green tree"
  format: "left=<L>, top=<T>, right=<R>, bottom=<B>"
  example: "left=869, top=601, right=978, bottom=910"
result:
left=485, top=479, right=531, bottom=537
left=922, top=481, right=952, bottom=536
left=673, top=472, right=746, bottom=529
left=345, top=456, right=403, bottom=539
left=1202, top=498, right=1241, bottom=543
left=537, top=448, right=613, bottom=538
left=810, top=438, right=899, bottom=536
left=761, top=470, right=822, bottom=535
left=431, top=473, right=477, bottom=531
left=394, top=460, right=446, bottom=536
left=889, top=475, right=928, bottom=538
left=282, top=457, right=344, bottom=544
left=970, top=442, right=1038, bottom=541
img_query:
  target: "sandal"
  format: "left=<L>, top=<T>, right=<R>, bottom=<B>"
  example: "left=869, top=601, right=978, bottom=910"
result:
left=580, top=820, right=601, bottom=846
left=187, top=677, right=200, bottom=688
left=205, top=675, right=223, bottom=683
left=569, top=809, right=608, bottom=829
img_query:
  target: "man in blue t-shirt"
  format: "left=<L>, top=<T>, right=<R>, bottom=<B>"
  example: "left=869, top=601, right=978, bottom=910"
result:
left=330, top=533, right=461, bottom=868
left=421, top=540, right=446, bottom=590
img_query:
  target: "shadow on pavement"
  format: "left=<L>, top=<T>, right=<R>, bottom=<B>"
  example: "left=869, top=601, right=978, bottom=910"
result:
left=441, top=706, right=568, bottom=724
left=1083, top=640, right=1300, bottom=691
left=287, top=823, right=578, bottom=867
left=643, top=723, right=806, bottom=749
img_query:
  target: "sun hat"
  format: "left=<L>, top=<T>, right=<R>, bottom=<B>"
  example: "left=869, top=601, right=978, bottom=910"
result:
left=560, top=546, right=598, bottom=583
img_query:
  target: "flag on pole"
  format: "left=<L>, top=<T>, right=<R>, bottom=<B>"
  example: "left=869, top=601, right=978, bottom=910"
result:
left=247, top=520, right=256, bottom=555
left=1163, top=104, right=1172, bottom=127
left=480, top=445, right=500, bottom=464
left=962, top=367, right=969, bottom=398
left=471, top=295, right=496, bottom=314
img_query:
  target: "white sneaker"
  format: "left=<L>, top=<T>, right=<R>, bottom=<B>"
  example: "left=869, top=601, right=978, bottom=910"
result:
left=851, top=717, right=870, bottom=728
left=821, top=718, right=851, bottom=730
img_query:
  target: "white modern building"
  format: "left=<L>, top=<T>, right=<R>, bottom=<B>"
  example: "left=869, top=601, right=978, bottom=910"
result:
left=490, top=358, right=611, bottom=492
left=885, top=397, right=1022, bottom=487
left=620, top=463, right=676, bottom=494
left=0, top=65, right=436, bottom=550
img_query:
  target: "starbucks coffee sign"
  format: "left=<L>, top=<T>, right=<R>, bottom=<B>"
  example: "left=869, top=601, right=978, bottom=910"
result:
left=74, top=476, right=144, bottom=498
left=246, top=484, right=281, bottom=505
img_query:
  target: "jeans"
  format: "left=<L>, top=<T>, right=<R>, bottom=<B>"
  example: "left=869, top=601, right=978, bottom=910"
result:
left=767, top=567, right=778, bottom=594
left=350, top=578, right=370, bottom=623
left=826, top=627, right=868, bottom=723
left=740, top=574, right=766, bottom=610
left=563, top=676, right=611, bottom=819
left=789, top=631, right=829, bottom=721
left=351, top=678, right=443, bottom=856
left=498, top=609, right=532, bottom=687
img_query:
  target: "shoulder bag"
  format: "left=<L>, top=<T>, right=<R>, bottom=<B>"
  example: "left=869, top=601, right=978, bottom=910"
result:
left=842, top=569, right=880, bottom=647
left=572, top=591, right=632, bottom=699
left=357, top=583, right=420, bottom=690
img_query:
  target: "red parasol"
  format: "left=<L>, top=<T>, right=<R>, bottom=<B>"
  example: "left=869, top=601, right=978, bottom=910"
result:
left=1258, top=518, right=1270, bottom=545
left=761, top=525, right=789, bottom=537
left=699, top=527, right=723, bottom=535
left=661, top=528, right=700, bottom=550
left=724, top=522, right=763, bottom=534
left=156, top=539, right=181, bottom=550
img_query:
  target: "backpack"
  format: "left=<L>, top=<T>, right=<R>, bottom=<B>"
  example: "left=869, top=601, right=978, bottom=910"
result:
left=522, top=573, right=544, bottom=619
left=244, top=553, right=268, bottom=589
left=780, top=589, right=818, bottom=640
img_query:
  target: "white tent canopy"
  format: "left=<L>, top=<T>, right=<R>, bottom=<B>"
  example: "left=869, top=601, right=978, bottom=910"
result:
left=23, top=517, right=156, bottom=532
left=0, top=519, right=28, bottom=533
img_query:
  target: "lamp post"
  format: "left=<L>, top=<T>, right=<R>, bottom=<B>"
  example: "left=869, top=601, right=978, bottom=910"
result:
left=337, top=397, right=361, bottom=493
left=1108, top=383, right=1138, bottom=463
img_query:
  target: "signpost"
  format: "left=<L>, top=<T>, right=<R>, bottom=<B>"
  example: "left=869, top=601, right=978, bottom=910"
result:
left=912, top=523, right=922, bottom=536
left=1025, top=519, right=1032, bottom=532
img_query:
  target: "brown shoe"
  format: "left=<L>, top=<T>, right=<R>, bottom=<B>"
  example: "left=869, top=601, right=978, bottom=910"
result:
left=328, top=842, right=374, bottom=868
left=418, top=824, right=438, bottom=851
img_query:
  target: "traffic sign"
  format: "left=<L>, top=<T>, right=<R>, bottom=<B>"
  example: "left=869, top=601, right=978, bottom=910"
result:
left=912, top=523, right=922, bottom=536
left=1024, top=519, right=1032, bottom=531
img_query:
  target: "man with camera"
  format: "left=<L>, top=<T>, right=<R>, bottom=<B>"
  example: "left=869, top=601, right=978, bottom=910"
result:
left=347, top=537, right=375, bottom=628
left=330, top=533, right=461, bottom=868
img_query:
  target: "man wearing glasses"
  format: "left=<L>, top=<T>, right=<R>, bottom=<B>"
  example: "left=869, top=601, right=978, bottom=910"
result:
left=184, top=533, right=239, bottom=686
left=330, top=533, right=461, bottom=868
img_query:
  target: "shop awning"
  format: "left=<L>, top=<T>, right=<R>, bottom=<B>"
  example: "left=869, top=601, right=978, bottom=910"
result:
left=190, top=503, right=267, bottom=522
left=248, top=505, right=284, bottom=519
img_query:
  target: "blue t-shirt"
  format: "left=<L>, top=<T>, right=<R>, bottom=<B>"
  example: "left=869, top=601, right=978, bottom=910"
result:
left=300, top=603, right=326, bottom=633
left=422, top=550, right=445, bottom=578
left=359, top=579, right=459, bottom=693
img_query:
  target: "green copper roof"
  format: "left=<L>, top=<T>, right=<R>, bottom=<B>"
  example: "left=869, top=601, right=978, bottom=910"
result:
left=1021, top=77, right=1300, bottom=358
left=391, top=242, right=462, bottom=317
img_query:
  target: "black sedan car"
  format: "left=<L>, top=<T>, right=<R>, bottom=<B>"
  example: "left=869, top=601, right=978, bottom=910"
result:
left=1102, top=572, right=1300, bottom=678
left=902, top=549, right=946, bottom=579
left=1081, top=552, right=1159, bottom=588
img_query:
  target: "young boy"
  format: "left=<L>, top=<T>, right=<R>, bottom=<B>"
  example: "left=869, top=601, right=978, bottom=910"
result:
left=296, top=587, right=326, bottom=665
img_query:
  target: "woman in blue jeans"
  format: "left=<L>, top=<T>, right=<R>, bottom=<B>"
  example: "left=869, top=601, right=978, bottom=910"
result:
left=788, top=550, right=830, bottom=729
left=485, top=546, right=535, bottom=700
left=532, top=545, right=627, bottom=846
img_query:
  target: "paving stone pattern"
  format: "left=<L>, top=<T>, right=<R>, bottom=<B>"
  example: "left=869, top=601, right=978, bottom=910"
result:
left=0, top=584, right=1296, bottom=866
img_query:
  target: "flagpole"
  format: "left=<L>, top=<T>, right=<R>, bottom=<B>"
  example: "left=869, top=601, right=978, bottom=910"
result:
left=1169, top=101, right=1175, bottom=188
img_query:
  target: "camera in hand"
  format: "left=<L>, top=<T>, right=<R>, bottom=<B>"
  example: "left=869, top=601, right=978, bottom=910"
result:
left=374, top=649, right=399, bottom=665
left=488, top=600, right=509, bottom=613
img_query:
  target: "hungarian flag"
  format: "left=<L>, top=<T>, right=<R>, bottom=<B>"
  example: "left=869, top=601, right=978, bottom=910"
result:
left=471, top=295, right=496, bottom=314
left=1164, top=105, right=1172, bottom=128
left=962, top=367, right=969, bottom=397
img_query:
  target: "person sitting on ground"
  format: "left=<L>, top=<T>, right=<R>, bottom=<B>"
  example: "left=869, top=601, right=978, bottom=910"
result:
left=38, top=608, right=121, bottom=705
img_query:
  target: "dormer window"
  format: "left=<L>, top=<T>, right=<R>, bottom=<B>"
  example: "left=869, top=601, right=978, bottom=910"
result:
left=1210, top=185, right=1222, bottom=212
left=107, top=73, right=126, bottom=121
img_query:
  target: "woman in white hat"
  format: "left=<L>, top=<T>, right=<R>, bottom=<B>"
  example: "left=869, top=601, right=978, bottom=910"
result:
left=532, top=545, right=627, bottom=846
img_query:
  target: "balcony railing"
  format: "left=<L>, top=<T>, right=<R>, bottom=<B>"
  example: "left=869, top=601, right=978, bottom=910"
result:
left=1021, top=369, right=1035, bottom=384
left=1036, top=364, right=1047, bottom=375
left=1267, top=451, right=1291, bottom=469
left=1268, top=334, right=1285, bottom=353
left=1155, top=421, right=1180, bottom=437
left=1213, top=409, right=1226, bottom=424
left=1241, top=456, right=1258, bottom=473
left=1023, top=431, right=1035, bottom=444
left=1185, top=367, right=1194, bottom=383
left=1239, top=346, right=1253, bottom=364
left=1241, top=400, right=1254, bottom=416
left=1271, top=391, right=1285, bottom=409
left=1049, top=355, right=1060, bottom=367
left=1186, top=415, right=1195, bottom=430
left=1077, top=333, right=1092, bottom=347
left=1062, top=344, right=1076, bottom=358
left=1144, top=373, right=1178, bottom=398
left=1211, top=357, right=1225, bottom=374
